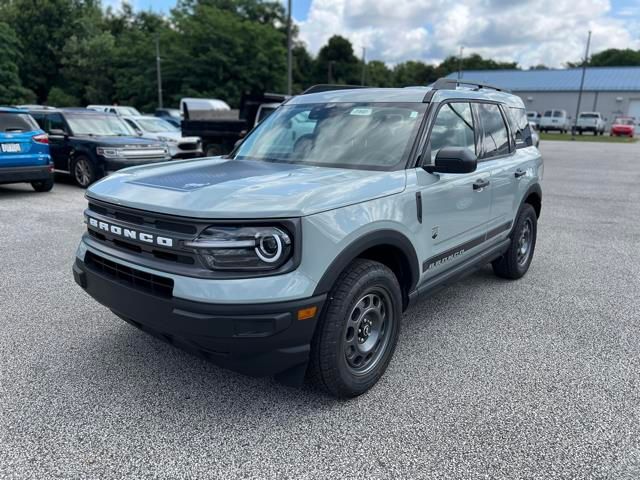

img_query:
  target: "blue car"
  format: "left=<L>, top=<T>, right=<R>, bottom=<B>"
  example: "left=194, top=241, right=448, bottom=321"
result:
left=0, top=107, right=53, bottom=192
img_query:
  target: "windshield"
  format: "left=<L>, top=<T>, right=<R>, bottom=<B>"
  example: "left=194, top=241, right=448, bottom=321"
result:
left=119, top=107, right=140, bottom=116
left=579, top=113, right=598, bottom=118
left=543, top=111, right=552, bottom=117
left=66, top=114, right=134, bottom=136
left=0, top=112, right=39, bottom=133
left=137, top=118, right=178, bottom=133
left=234, top=103, right=426, bottom=170
left=614, top=118, right=634, bottom=125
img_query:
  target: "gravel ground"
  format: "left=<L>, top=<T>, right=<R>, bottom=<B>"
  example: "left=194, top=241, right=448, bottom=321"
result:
left=1, top=141, right=639, bottom=479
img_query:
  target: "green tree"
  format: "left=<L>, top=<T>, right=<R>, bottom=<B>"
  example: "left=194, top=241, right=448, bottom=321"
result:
left=105, top=7, right=170, bottom=111
left=314, top=35, right=361, bottom=84
left=393, top=61, right=436, bottom=87
left=0, top=22, right=34, bottom=104
left=436, top=53, right=518, bottom=77
left=165, top=1, right=287, bottom=107
left=46, top=86, right=79, bottom=107
left=571, top=48, right=640, bottom=67
left=292, top=44, right=314, bottom=93
left=2, top=0, right=103, bottom=103
left=365, top=60, right=393, bottom=87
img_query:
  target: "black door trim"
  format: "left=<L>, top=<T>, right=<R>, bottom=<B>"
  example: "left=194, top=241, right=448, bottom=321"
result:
left=422, top=220, right=511, bottom=272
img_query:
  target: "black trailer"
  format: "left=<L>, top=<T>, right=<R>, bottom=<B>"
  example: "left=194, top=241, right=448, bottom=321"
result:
left=181, top=93, right=287, bottom=157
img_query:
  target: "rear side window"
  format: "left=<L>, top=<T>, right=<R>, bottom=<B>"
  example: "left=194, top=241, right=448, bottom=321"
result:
left=509, top=107, right=533, bottom=148
left=0, top=112, right=39, bottom=133
left=46, top=113, right=67, bottom=132
left=428, top=102, right=475, bottom=161
left=476, top=103, right=510, bottom=159
left=543, top=111, right=552, bottom=117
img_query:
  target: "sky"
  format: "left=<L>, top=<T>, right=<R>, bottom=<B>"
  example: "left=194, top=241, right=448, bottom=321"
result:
left=109, top=0, right=640, bottom=68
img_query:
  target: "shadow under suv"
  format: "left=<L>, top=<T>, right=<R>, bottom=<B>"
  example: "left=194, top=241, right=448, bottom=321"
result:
left=28, top=108, right=171, bottom=188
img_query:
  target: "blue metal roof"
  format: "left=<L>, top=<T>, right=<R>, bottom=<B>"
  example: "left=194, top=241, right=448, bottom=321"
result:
left=446, top=67, right=640, bottom=92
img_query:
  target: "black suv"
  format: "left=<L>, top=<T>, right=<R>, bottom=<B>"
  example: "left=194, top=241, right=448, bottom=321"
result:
left=28, top=108, right=171, bottom=188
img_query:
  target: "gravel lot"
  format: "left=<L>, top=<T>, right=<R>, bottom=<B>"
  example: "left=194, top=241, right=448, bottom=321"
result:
left=1, top=141, right=639, bottom=479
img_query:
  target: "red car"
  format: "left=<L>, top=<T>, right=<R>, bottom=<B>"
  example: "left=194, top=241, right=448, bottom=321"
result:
left=610, top=117, right=636, bottom=137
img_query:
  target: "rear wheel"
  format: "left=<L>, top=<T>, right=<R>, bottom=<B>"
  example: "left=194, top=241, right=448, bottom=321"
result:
left=492, top=203, right=537, bottom=280
left=71, top=156, right=98, bottom=188
left=308, top=259, right=402, bottom=398
left=31, top=177, right=54, bottom=192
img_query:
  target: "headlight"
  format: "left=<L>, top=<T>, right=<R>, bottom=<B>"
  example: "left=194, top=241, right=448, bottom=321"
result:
left=185, top=226, right=293, bottom=271
left=97, top=147, right=121, bottom=158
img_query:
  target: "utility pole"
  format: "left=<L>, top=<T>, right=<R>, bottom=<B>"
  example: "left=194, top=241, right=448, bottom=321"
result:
left=155, top=35, right=163, bottom=109
left=287, top=0, right=292, bottom=95
left=572, top=30, right=592, bottom=139
left=457, top=46, right=464, bottom=80
left=361, top=47, right=366, bottom=85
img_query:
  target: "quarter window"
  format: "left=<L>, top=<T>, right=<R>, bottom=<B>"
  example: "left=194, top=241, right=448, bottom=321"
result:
left=428, top=102, right=475, bottom=161
left=477, top=103, right=510, bottom=159
left=46, top=113, right=67, bottom=133
left=509, top=107, right=532, bottom=148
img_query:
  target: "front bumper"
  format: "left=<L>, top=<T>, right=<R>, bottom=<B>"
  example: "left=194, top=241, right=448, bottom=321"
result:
left=104, top=156, right=172, bottom=172
left=0, top=164, right=53, bottom=185
left=73, top=255, right=326, bottom=383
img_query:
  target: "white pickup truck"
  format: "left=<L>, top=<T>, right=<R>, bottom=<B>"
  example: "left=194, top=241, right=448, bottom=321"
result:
left=575, top=112, right=606, bottom=135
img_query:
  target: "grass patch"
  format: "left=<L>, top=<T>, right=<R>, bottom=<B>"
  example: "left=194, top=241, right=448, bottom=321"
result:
left=540, top=132, right=637, bottom=143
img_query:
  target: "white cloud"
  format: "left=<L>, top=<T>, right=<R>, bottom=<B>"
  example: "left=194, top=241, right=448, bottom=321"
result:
left=297, top=0, right=640, bottom=68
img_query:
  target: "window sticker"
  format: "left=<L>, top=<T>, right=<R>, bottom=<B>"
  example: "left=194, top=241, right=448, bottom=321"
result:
left=350, top=108, right=372, bottom=116
left=410, top=111, right=418, bottom=118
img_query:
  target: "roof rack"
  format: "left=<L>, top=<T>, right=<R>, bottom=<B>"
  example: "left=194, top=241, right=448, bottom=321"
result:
left=302, top=84, right=369, bottom=95
left=423, top=77, right=510, bottom=102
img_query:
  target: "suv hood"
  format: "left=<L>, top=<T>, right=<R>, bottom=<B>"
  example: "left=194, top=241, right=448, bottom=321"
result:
left=87, top=158, right=407, bottom=218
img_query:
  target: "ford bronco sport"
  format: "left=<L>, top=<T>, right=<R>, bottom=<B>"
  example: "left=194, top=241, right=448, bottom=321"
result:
left=73, top=79, right=543, bottom=398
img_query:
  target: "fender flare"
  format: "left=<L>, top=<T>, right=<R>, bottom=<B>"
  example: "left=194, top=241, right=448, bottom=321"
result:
left=312, top=229, right=420, bottom=296
left=521, top=182, right=542, bottom=218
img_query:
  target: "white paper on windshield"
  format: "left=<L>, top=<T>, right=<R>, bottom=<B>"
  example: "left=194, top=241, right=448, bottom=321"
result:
left=350, top=108, right=372, bottom=116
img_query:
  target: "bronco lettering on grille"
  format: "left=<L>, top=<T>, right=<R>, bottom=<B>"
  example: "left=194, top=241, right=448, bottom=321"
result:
left=87, top=217, right=174, bottom=247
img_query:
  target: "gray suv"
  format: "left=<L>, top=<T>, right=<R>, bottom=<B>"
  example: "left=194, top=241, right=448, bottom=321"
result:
left=73, top=79, right=543, bottom=398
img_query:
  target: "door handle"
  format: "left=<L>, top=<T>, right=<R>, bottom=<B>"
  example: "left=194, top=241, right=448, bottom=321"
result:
left=514, top=169, right=526, bottom=178
left=473, top=178, right=490, bottom=190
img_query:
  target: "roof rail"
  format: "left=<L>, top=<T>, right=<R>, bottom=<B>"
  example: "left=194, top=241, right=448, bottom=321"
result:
left=302, top=84, right=369, bottom=95
left=423, top=77, right=510, bottom=102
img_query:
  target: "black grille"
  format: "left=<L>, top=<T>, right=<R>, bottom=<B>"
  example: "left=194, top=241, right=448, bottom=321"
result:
left=88, top=202, right=197, bottom=235
left=178, top=142, right=198, bottom=150
left=85, top=251, right=174, bottom=298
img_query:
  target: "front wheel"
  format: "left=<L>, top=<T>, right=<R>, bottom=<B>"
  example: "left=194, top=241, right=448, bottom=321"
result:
left=308, top=259, right=402, bottom=398
left=492, top=203, right=537, bottom=280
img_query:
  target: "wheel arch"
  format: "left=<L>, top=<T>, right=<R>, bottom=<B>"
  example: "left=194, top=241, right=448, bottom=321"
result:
left=313, top=229, right=420, bottom=311
left=522, top=183, right=542, bottom=219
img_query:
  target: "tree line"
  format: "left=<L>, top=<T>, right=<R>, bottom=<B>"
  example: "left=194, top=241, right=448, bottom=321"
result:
left=1, top=0, right=639, bottom=111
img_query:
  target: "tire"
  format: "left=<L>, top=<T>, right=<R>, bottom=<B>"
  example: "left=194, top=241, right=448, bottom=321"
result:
left=492, top=203, right=537, bottom=280
left=308, top=259, right=402, bottom=398
left=31, top=177, right=54, bottom=192
left=71, top=156, right=98, bottom=188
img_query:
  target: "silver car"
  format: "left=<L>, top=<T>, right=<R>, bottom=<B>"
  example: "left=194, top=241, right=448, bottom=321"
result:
left=74, top=79, right=543, bottom=398
left=122, top=115, right=202, bottom=159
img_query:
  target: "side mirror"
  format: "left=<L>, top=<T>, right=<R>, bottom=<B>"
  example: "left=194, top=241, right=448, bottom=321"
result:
left=49, top=128, right=66, bottom=137
left=424, top=147, right=477, bottom=174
